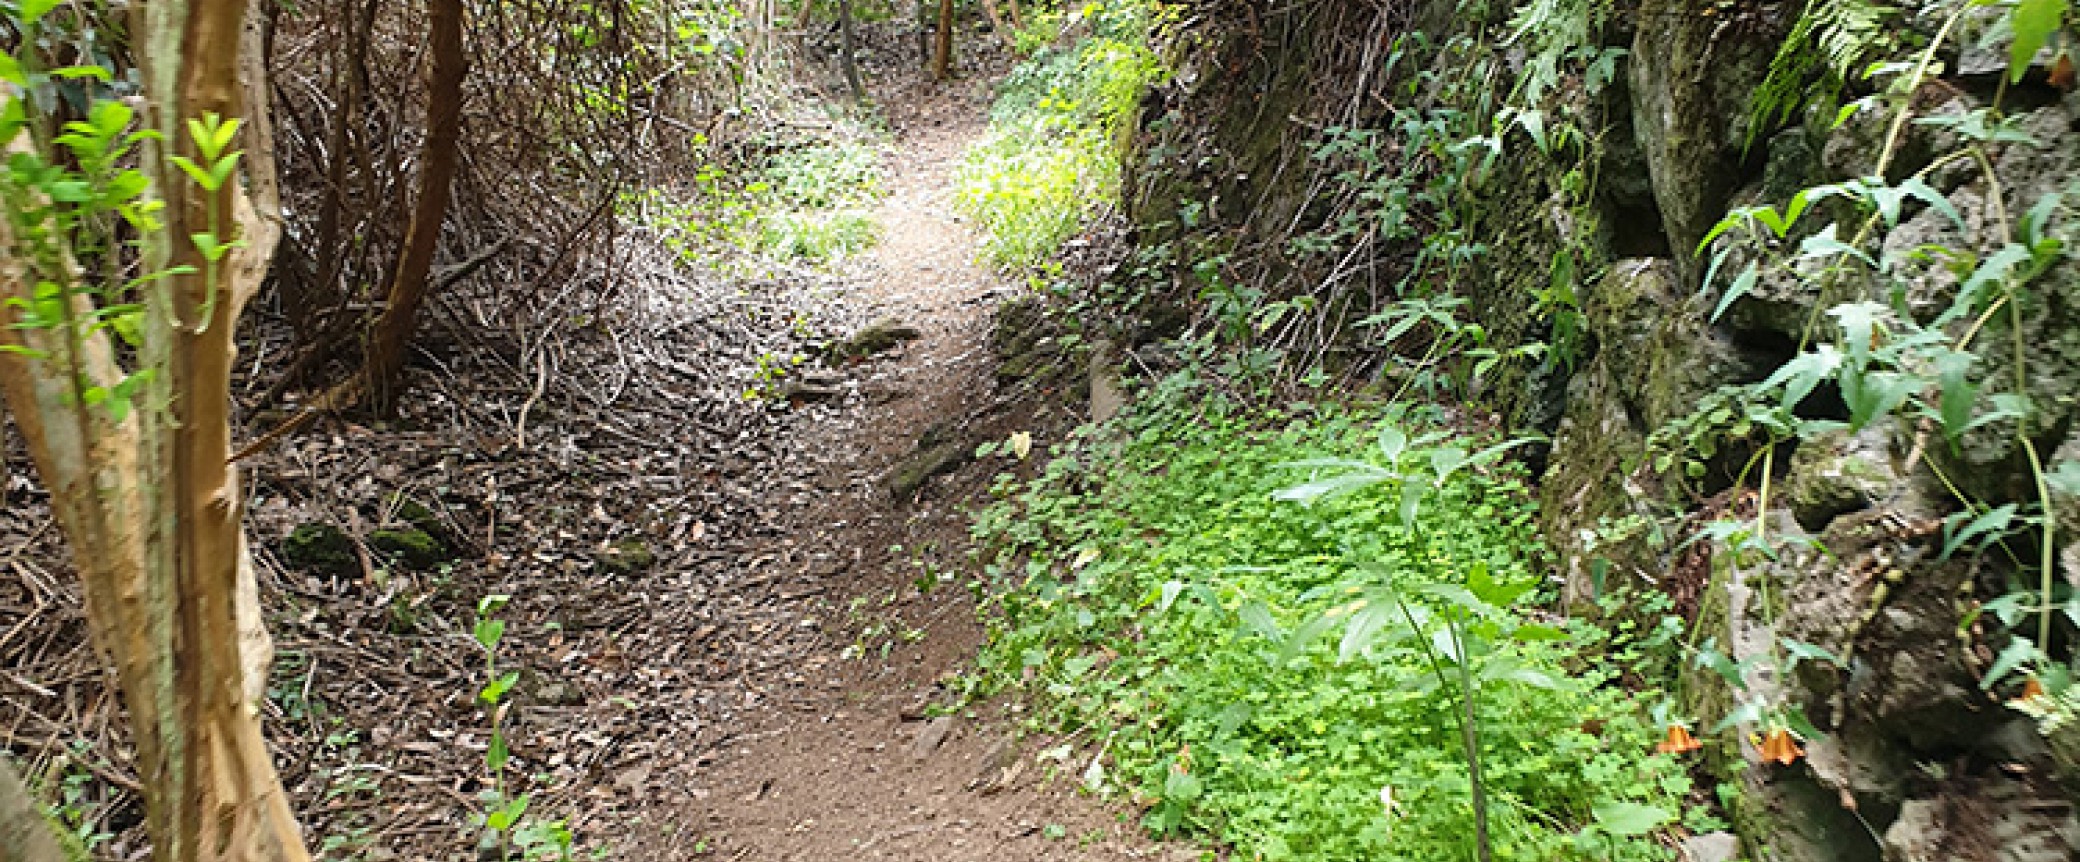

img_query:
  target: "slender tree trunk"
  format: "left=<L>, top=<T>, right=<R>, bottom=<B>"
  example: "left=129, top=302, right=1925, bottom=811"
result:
left=837, top=0, right=863, bottom=102
left=0, top=758, right=66, bottom=862
left=0, top=0, right=304, bottom=859
left=975, top=0, right=1009, bottom=45
left=362, top=0, right=467, bottom=415
left=300, top=0, right=379, bottom=343
left=931, top=0, right=954, bottom=79
left=135, top=0, right=306, bottom=856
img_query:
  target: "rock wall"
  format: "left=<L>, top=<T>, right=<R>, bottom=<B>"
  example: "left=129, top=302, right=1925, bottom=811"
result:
left=1114, top=1, right=2080, bottom=858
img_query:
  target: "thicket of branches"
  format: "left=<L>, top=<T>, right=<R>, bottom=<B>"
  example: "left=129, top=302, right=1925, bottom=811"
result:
left=253, top=0, right=763, bottom=412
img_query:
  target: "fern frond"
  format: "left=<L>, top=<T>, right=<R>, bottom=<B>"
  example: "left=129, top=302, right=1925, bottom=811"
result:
left=1746, top=0, right=1900, bottom=152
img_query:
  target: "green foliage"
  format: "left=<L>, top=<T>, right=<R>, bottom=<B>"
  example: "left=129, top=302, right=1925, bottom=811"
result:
left=1668, top=2, right=2080, bottom=753
left=955, top=0, right=1167, bottom=268
left=472, top=596, right=582, bottom=862
left=970, top=393, right=1700, bottom=860
left=1748, top=0, right=1899, bottom=149
left=626, top=131, right=883, bottom=268
left=0, top=16, right=177, bottom=424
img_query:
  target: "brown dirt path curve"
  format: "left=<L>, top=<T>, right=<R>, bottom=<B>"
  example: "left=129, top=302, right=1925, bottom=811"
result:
left=636, top=69, right=1186, bottom=862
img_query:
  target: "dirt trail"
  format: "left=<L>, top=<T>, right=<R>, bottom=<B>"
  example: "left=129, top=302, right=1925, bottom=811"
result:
left=645, top=83, right=1180, bottom=862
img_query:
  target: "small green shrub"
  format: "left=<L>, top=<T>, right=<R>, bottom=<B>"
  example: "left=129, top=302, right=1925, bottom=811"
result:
left=968, top=387, right=1704, bottom=861
left=955, top=1, right=1166, bottom=268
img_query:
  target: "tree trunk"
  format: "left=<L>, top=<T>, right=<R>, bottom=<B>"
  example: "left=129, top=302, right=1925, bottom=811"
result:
left=136, top=0, right=305, bottom=857
left=362, top=0, right=467, bottom=415
left=0, top=758, right=66, bottom=862
left=838, top=0, right=864, bottom=102
left=0, top=0, right=306, bottom=859
left=975, top=0, right=1010, bottom=46
left=931, top=0, right=954, bottom=79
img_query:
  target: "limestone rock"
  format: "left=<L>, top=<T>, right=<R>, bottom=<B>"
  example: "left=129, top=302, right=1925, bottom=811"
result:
left=1629, top=0, right=1779, bottom=289
left=826, top=317, right=922, bottom=363
left=1679, top=832, right=1740, bottom=862
left=596, top=538, right=656, bottom=575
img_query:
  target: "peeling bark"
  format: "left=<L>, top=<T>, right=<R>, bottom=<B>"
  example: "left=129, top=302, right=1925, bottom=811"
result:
left=0, top=0, right=306, bottom=859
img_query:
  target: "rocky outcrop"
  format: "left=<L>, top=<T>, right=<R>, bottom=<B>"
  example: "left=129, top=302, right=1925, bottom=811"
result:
left=1114, top=0, right=2080, bottom=858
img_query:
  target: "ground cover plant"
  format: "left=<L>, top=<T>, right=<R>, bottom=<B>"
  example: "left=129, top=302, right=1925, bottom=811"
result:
left=969, top=380, right=1713, bottom=860
left=628, top=127, right=885, bottom=269
left=954, top=0, right=1164, bottom=268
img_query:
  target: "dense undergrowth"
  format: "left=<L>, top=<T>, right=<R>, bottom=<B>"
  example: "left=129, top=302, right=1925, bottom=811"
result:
left=968, top=380, right=1712, bottom=860
left=954, top=0, right=1163, bottom=268
left=626, top=121, right=885, bottom=269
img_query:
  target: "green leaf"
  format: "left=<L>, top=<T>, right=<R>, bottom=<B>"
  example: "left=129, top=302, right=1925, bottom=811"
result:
left=1760, top=346, right=1842, bottom=413
left=1278, top=612, right=1342, bottom=665
left=1479, top=657, right=1564, bottom=690
left=1337, top=601, right=1394, bottom=664
left=1376, top=424, right=1407, bottom=463
left=2009, top=0, right=2068, bottom=83
left=1467, top=562, right=1532, bottom=607
left=1592, top=802, right=1671, bottom=837
left=1797, top=222, right=1874, bottom=267
left=1899, top=177, right=1962, bottom=229
left=1981, top=637, right=2040, bottom=689
left=1781, top=638, right=1844, bottom=667
left=1934, top=350, right=1977, bottom=445
left=49, top=65, right=112, bottom=81
left=1162, top=767, right=1203, bottom=802
left=486, top=732, right=510, bottom=774
left=209, top=151, right=243, bottom=188
left=1940, top=503, right=2017, bottom=560
left=2047, top=459, right=2080, bottom=497
left=19, top=0, right=61, bottom=26
left=473, top=617, right=507, bottom=652
left=1711, top=699, right=1764, bottom=733
left=169, top=155, right=215, bottom=191
left=1710, top=262, right=1759, bottom=323
left=1156, top=581, right=1185, bottom=613
left=1238, top=601, right=1283, bottom=641
left=1694, top=641, right=1745, bottom=688
left=0, top=54, right=24, bottom=88
left=1271, top=469, right=1391, bottom=505
left=1841, top=368, right=1916, bottom=431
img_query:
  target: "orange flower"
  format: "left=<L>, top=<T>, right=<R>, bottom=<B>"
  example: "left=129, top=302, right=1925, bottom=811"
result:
left=1655, top=724, right=1702, bottom=754
left=1758, top=728, right=1804, bottom=766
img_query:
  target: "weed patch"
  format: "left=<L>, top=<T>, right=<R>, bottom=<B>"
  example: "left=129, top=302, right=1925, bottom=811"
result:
left=955, top=2, right=1165, bottom=269
left=627, top=128, right=884, bottom=269
left=969, top=387, right=1709, bottom=860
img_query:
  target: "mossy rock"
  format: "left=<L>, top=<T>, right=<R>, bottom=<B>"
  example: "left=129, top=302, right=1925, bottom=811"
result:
left=887, top=441, right=970, bottom=500
left=369, top=528, right=450, bottom=569
left=826, top=317, right=922, bottom=363
left=596, top=538, right=656, bottom=575
left=282, top=523, right=357, bottom=576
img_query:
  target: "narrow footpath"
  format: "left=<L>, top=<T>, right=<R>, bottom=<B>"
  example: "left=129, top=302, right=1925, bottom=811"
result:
left=645, top=77, right=1185, bottom=862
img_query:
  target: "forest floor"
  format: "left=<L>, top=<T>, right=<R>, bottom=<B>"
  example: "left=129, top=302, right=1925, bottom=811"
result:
left=0, top=31, right=1178, bottom=862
